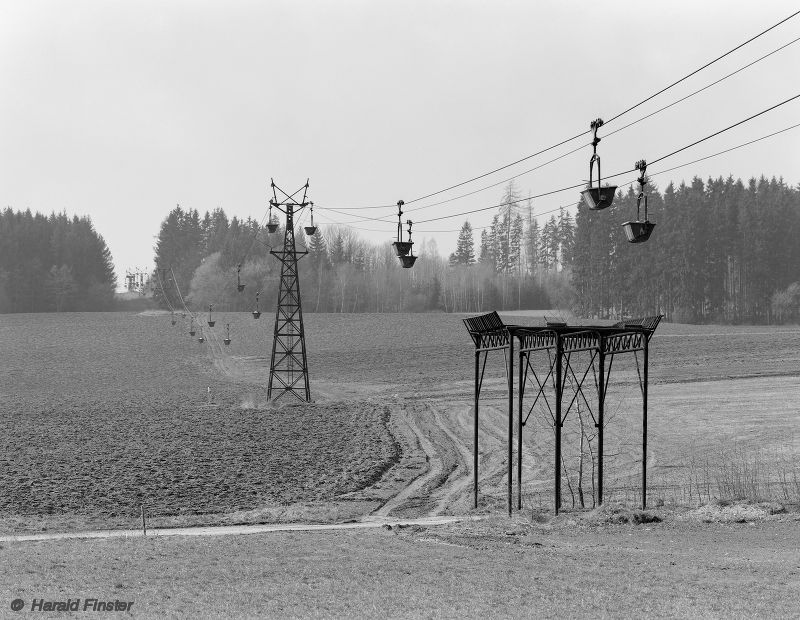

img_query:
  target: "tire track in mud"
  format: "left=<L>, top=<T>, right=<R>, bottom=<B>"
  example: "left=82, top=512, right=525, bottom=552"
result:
left=430, top=405, right=475, bottom=514
left=208, top=349, right=518, bottom=518
left=370, top=403, right=443, bottom=518
left=373, top=398, right=514, bottom=518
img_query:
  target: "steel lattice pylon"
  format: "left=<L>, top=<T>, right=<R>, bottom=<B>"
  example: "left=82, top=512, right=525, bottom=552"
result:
left=267, top=180, right=311, bottom=402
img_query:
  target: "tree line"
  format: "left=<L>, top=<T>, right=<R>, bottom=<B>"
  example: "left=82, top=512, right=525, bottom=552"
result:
left=153, top=174, right=800, bottom=324
left=572, top=175, right=800, bottom=323
left=0, top=208, right=117, bottom=312
left=152, top=185, right=574, bottom=315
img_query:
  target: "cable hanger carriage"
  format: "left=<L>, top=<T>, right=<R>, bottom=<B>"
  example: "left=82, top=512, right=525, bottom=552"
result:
left=266, top=202, right=279, bottom=234
left=622, top=159, right=656, bottom=243
left=399, top=220, right=417, bottom=268
left=580, top=118, right=617, bottom=210
left=391, top=200, right=417, bottom=268
left=236, top=263, right=245, bottom=293
left=304, top=202, right=317, bottom=236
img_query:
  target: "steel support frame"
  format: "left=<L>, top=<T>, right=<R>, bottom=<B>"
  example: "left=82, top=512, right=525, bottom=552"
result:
left=471, top=340, right=510, bottom=511
left=513, top=327, right=651, bottom=515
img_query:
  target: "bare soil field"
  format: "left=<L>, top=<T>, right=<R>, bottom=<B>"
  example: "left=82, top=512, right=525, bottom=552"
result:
left=0, top=313, right=399, bottom=530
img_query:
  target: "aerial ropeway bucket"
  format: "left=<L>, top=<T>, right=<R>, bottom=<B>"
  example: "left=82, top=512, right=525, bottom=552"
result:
left=304, top=202, right=317, bottom=235
left=266, top=202, right=279, bottom=233
left=622, top=159, right=656, bottom=244
left=400, top=254, right=417, bottom=268
left=393, top=241, right=413, bottom=257
left=392, top=201, right=414, bottom=257
left=580, top=118, right=617, bottom=211
left=391, top=201, right=417, bottom=268
left=236, top=263, right=245, bottom=293
left=622, top=220, right=656, bottom=243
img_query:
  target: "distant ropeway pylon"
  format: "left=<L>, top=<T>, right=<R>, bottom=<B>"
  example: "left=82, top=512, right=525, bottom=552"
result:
left=267, top=179, right=311, bottom=402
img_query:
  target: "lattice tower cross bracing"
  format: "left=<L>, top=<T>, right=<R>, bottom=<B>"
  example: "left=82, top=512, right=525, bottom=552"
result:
left=268, top=180, right=311, bottom=402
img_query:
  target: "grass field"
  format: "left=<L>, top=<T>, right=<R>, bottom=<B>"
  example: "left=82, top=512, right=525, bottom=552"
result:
left=1, top=514, right=799, bottom=618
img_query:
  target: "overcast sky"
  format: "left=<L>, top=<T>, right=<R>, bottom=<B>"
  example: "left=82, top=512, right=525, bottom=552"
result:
left=2, top=1, right=799, bottom=285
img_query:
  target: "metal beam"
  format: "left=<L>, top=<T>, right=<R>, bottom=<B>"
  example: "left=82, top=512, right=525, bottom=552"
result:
left=507, top=335, right=514, bottom=517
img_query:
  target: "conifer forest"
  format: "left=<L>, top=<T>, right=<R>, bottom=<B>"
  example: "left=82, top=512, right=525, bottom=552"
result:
left=0, top=209, right=117, bottom=312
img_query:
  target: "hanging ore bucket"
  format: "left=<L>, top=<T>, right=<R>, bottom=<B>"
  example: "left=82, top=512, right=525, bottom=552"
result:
left=622, top=159, right=656, bottom=244
left=252, top=291, right=261, bottom=319
left=304, top=202, right=317, bottom=235
left=392, top=200, right=413, bottom=256
left=622, top=220, right=656, bottom=243
left=580, top=118, right=617, bottom=210
left=400, top=254, right=417, bottom=268
left=207, top=304, right=215, bottom=327
left=224, top=323, right=232, bottom=346
left=399, top=220, right=417, bottom=269
left=189, top=318, right=196, bottom=337
left=236, top=263, right=245, bottom=292
left=266, top=201, right=279, bottom=233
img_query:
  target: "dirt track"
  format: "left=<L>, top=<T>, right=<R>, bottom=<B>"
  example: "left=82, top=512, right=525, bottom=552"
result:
left=205, top=333, right=526, bottom=520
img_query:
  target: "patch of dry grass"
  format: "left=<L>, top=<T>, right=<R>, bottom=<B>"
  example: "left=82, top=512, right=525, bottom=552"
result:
left=3, top=515, right=800, bottom=618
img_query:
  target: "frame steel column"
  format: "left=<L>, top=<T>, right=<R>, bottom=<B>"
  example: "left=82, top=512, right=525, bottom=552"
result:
left=517, top=347, right=524, bottom=511
left=597, top=347, right=605, bottom=506
left=507, top=333, right=514, bottom=517
left=642, top=335, right=649, bottom=509
left=473, top=348, right=480, bottom=509
left=554, top=335, right=563, bottom=515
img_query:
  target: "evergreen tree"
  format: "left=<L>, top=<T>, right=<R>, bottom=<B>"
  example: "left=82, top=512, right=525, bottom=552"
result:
left=526, top=216, right=539, bottom=275
left=479, top=229, right=494, bottom=267
left=329, top=231, right=346, bottom=265
left=557, top=208, right=575, bottom=266
left=510, top=214, right=524, bottom=274
left=308, top=229, right=329, bottom=268
left=452, top=221, right=475, bottom=265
